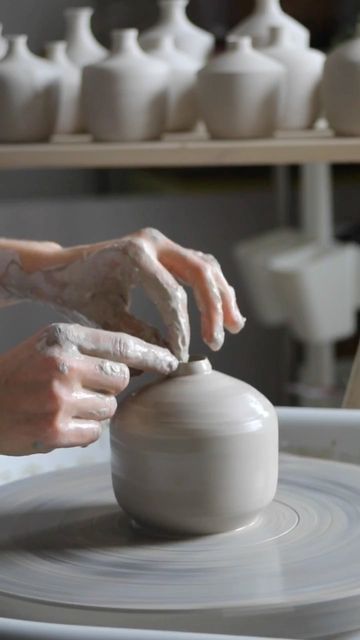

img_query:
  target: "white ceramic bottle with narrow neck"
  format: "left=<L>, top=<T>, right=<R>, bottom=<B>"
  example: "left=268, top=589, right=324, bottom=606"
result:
left=111, top=356, right=278, bottom=536
left=323, top=23, right=360, bottom=136
left=45, top=41, right=83, bottom=135
left=65, top=6, right=107, bottom=68
left=146, top=34, right=199, bottom=132
left=229, top=0, right=310, bottom=49
left=198, top=36, right=285, bottom=139
left=139, top=0, right=214, bottom=64
left=83, top=29, right=168, bottom=141
left=0, top=35, right=59, bottom=142
left=0, top=23, right=8, bottom=59
left=262, top=26, right=325, bottom=130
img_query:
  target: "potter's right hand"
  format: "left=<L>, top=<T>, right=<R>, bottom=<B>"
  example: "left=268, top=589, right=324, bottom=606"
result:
left=0, top=323, right=178, bottom=456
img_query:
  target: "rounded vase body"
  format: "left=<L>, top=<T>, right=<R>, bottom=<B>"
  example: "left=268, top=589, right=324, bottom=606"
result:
left=45, top=41, right=83, bottom=134
left=65, top=6, right=107, bottom=68
left=229, top=0, right=309, bottom=48
left=111, top=357, right=279, bottom=536
left=83, top=29, right=168, bottom=142
left=0, top=24, right=8, bottom=59
left=146, top=35, right=199, bottom=132
left=0, top=35, right=59, bottom=142
left=139, top=0, right=214, bottom=65
left=323, top=27, right=360, bottom=136
left=198, top=37, right=285, bottom=139
left=262, top=27, right=325, bottom=130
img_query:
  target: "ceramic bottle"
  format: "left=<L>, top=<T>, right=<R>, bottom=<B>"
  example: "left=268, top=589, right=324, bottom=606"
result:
left=45, top=41, right=82, bottom=135
left=229, top=0, right=309, bottom=48
left=146, top=34, right=199, bottom=132
left=198, top=37, right=285, bottom=139
left=0, top=35, right=59, bottom=142
left=139, top=0, right=214, bottom=64
left=65, top=6, right=107, bottom=68
left=0, top=24, right=8, bottom=59
left=323, top=24, right=360, bottom=136
left=262, top=27, right=325, bottom=130
left=111, top=357, right=278, bottom=536
left=83, top=29, right=168, bottom=142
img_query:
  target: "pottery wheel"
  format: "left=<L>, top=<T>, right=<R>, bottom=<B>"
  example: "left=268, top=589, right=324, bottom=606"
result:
left=2, top=454, right=360, bottom=637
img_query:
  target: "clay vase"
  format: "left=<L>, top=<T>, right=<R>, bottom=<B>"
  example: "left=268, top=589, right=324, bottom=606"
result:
left=83, top=29, right=168, bottom=142
left=197, top=37, right=285, bottom=139
left=262, top=27, right=325, bottom=130
left=139, top=0, right=214, bottom=65
left=45, top=41, right=83, bottom=135
left=65, top=6, right=107, bottom=68
left=0, top=35, right=59, bottom=142
left=146, top=34, right=199, bottom=132
left=0, top=24, right=8, bottom=59
left=229, top=0, right=309, bottom=48
left=323, top=24, right=360, bottom=136
left=111, top=357, right=279, bottom=536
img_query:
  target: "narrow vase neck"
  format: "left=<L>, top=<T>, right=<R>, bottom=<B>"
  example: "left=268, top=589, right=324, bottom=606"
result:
left=111, top=29, right=140, bottom=55
left=227, top=36, right=253, bottom=53
left=172, top=357, right=212, bottom=378
left=6, top=35, right=31, bottom=58
left=256, top=0, right=282, bottom=14
left=159, top=0, right=189, bottom=24
left=65, top=7, right=94, bottom=39
left=46, top=40, right=68, bottom=62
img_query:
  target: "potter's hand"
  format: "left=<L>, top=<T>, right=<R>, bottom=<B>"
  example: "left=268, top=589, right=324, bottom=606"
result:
left=0, top=323, right=177, bottom=456
left=0, top=230, right=244, bottom=361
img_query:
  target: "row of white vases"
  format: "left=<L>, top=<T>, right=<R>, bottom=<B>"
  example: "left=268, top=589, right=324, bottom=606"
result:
left=0, top=1, right=359, bottom=142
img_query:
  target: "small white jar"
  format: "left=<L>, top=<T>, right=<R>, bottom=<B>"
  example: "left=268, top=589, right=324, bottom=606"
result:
left=83, top=29, right=169, bottom=142
left=111, top=357, right=278, bottom=536
left=45, top=41, right=83, bottom=135
left=198, top=36, right=285, bottom=139
left=65, top=6, right=107, bottom=68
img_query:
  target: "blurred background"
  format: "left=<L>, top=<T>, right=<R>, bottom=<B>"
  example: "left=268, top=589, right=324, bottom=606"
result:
left=0, top=0, right=359, bottom=408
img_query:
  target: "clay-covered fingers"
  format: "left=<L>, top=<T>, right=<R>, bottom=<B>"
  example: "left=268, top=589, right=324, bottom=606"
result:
left=199, top=253, right=245, bottom=334
left=71, top=390, right=118, bottom=421
left=75, top=355, right=130, bottom=395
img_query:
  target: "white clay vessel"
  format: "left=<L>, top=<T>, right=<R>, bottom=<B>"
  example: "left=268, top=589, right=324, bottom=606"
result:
left=45, top=41, right=83, bottom=134
left=262, top=27, right=325, bottom=130
left=146, top=34, right=199, bottom=132
left=83, top=29, right=168, bottom=142
left=65, top=6, right=107, bottom=68
left=0, top=35, right=59, bottom=142
left=111, top=357, right=279, bottom=535
left=139, top=0, right=214, bottom=64
left=229, top=0, right=309, bottom=48
left=323, top=24, right=360, bottom=136
left=0, top=24, right=8, bottom=59
left=198, top=37, right=285, bottom=139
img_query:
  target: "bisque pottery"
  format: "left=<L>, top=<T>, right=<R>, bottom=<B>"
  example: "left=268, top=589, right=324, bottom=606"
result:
left=146, top=35, right=199, bottom=132
left=229, top=0, right=309, bottom=48
left=323, top=24, right=360, bottom=136
left=262, top=27, right=325, bottom=130
left=65, top=6, right=107, bottom=68
left=0, top=24, right=8, bottom=59
left=83, top=29, right=168, bottom=142
left=111, top=357, right=279, bottom=535
left=198, top=37, right=285, bottom=139
left=45, top=41, right=82, bottom=135
left=0, top=35, right=59, bottom=142
left=139, top=0, right=214, bottom=65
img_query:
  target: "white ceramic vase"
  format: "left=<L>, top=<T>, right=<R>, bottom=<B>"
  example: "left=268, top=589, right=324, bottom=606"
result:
left=83, top=29, right=168, bottom=142
left=262, top=27, right=325, bottom=130
left=198, top=37, right=285, bottom=139
left=323, top=24, right=360, bottom=136
left=45, top=41, right=82, bottom=135
left=139, top=0, right=214, bottom=65
left=0, top=24, right=8, bottom=59
left=0, top=35, right=59, bottom=142
left=111, top=357, right=278, bottom=536
left=146, top=35, right=199, bottom=132
left=229, top=0, right=309, bottom=48
left=65, top=6, right=107, bottom=68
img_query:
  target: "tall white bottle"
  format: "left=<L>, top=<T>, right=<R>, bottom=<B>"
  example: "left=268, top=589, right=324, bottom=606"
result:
left=65, top=6, right=107, bottom=68
left=0, top=35, right=59, bottom=142
left=139, top=0, right=214, bottom=64
left=45, top=41, right=83, bottom=135
left=229, top=0, right=309, bottom=48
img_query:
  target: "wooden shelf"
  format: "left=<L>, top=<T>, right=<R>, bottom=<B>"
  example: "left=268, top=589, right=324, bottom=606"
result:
left=0, top=129, right=359, bottom=170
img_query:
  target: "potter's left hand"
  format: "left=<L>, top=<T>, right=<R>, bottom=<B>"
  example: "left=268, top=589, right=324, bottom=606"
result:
left=0, top=229, right=245, bottom=361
